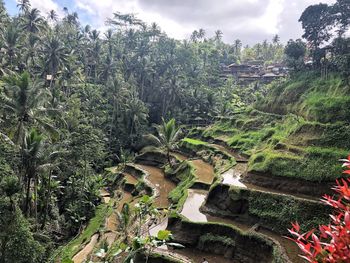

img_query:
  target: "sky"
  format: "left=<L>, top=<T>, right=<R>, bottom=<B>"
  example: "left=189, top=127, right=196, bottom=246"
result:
left=3, top=0, right=335, bottom=45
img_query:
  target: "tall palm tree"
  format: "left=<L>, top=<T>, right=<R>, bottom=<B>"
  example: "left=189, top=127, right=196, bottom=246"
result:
left=124, top=97, right=148, bottom=144
left=1, top=72, right=56, bottom=144
left=47, top=10, right=58, bottom=23
left=104, top=28, right=114, bottom=57
left=198, top=28, right=206, bottom=41
left=24, top=34, right=40, bottom=69
left=22, top=129, right=44, bottom=217
left=17, top=0, right=31, bottom=14
left=1, top=23, right=21, bottom=70
left=22, top=8, right=44, bottom=34
left=234, top=39, right=242, bottom=58
left=272, top=34, right=280, bottom=45
left=190, top=30, right=198, bottom=42
left=41, top=36, right=68, bottom=79
left=214, top=30, right=223, bottom=42
left=144, top=118, right=182, bottom=165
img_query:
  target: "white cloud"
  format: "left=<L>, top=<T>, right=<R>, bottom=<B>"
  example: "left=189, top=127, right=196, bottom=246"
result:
left=20, top=0, right=62, bottom=16
left=72, top=0, right=337, bottom=44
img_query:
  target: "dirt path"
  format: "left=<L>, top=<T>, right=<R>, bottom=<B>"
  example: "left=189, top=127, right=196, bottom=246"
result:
left=71, top=190, right=133, bottom=263
left=72, top=234, right=99, bottom=263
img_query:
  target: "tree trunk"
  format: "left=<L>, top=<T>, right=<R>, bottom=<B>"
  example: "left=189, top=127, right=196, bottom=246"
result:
left=167, top=149, right=172, bottom=167
left=34, top=175, right=38, bottom=227
left=24, top=176, right=31, bottom=217
left=41, top=169, right=52, bottom=229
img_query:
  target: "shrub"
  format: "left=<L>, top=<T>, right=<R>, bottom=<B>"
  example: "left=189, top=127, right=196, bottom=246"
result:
left=288, top=155, right=350, bottom=262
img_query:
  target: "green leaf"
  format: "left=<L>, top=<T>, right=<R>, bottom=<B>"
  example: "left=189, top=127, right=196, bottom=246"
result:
left=157, top=230, right=171, bottom=240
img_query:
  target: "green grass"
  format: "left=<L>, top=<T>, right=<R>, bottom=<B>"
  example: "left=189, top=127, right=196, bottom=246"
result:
left=167, top=161, right=196, bottom=210
left=228, top=186, right=330, bottom=234
left=249, top=147, right=347, bottom=182
left=54, top=203, right=112, bottom=262
left=181, top=138, right=208, bottom=146
left=255, top=72, right=350, bottom=123
left=198, top=105, right=349, bottom=182
left=198, top=233, right=235, bottom=247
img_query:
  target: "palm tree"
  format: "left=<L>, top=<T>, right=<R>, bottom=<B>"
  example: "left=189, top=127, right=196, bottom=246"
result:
left=198, top=28, right=206, bottom=41
left=1, top=72, right=56, bottom=144
left=22, top=8, right=44, bottom=34
left=214, top=30, right=223, bottom=42
left=47, top=10, right=58, bottom=23
left=24, top=34, right=40, bottom=69
left=144, top=118, right=182, bottom=166
left=17, top=0, right=31, bottom=13
left=124, top=97, right=148, bottom=145
left=190, top=30, right=198, bottom=42
left=104, top=29, right=114, bottom=57
left=22, top=129, right=44, bottom=217
left=1, top=23, right=21, bottom=70
left=41, top=35, right=68, bottom=80
left=116, top=203, right=133, bottom=242
left=234, top=39, right=242, bottom=58
left=272, top=34, right=280, bottom=45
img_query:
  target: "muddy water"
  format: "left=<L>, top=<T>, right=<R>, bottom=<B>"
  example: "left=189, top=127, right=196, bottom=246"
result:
left=190, top=159, right=215, bottom=185
left=222, top=163, right=247, bottom=187
left=221, top=163, right=306, bottom=263
left=258, top=228, right=305, bottom=263
left=72, top=234, right=99, bottom=263
left=123, top=172, right=138, bottom=185
left=149, top=216, right=169, bottom=237
left=181, top=189, right=251, bottom=231
left=106, top=192, right=133, bottom=231
left=181, top=189, right=304, bottom=263
left=223, top=162, right=318, bottom=202
left=178, top=189, right=248, bottom=263
left=136, top=164, right=176, bottom=208
left=181, top=189, right=208, bottom=222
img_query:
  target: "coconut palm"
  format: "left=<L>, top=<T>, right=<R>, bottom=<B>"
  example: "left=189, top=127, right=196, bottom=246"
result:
left=234, top=39, right=242, bottom=57
left=190, top=30, right=198, bottom=42
left=1, top=72, right=57, bottom=144
left=198, top=28, right=206, bottom=40
left=214, top=30, right=223, bottom=42
left=144, top=118, right=182, bottom=165
left=47, top=10, right=58, bottom=23
left=17, top=0, right=31, bottom=14
left=2, top=23, right=21, bottom=70
left=41, top=35, right=69, bottom=78
left=22, top=8, right=44, bottom=34
left=22, top=129, right=44, bottom=217
left=272, top=34, right=280, bottom=45
left=124, top=97, right=148, bottom=144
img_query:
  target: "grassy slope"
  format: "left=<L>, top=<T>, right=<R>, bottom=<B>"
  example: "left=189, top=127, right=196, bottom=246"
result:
left=202, top=72, right=350, bottom=182
left=54, top=203, right=112, bottom=263
left=255, top=72, right=350, bottom=123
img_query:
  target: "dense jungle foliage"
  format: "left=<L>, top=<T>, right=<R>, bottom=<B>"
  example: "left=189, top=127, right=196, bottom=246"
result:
left=0, top=0, right=349, bottom=262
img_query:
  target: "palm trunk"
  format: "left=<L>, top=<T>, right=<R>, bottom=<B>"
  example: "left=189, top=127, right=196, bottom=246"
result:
left=41, top=169, right=52, bottom=229
left=25, top=176, right=31, bottom=217
left=167, top=149, right=172, bottom=167
left=34, top=175, right=38, bottom=227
